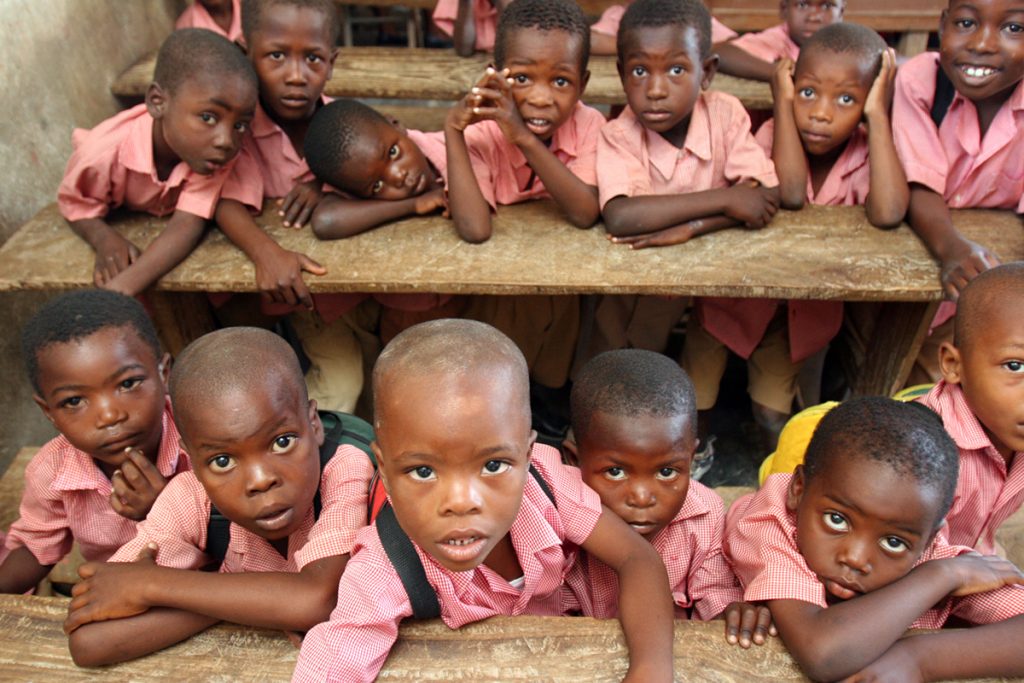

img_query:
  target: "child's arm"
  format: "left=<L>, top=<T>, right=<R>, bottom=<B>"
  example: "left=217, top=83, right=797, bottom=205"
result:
left=768, top=59, right=808, bottom=210
left=0, top=546, right=53, bottom=594
left=862, top=49, right=908, bottom=229
left=769, top=553, right=1024, bottom=682
left=581, top=508, right=674, bottom=682
left=215, top=198, right=327, bottom=309
left=278, top=180, right=324, bottom=229
left=452, top=0, right=478, bottom=57
left=68, top=606, right=218, bottom=667
left=67, top=218, right=142, bottom=287
left=445, top=70, right=500, bottom=243
left=102, top=210, right=206, bottom=297
left=713, top=42, right=776, bottom=82
left=310, top=183, right=447, bottom=240
left=609, top=214, right=742, bottom=248
left=602, top=184, right=778, bottom=237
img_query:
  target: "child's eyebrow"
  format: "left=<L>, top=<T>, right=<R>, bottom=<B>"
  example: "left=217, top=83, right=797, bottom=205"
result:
left=50, top=363, right=147, bottom=395
left=194, top=415, right=294, bottom=451
left=204, top=97, right=240, bottom=111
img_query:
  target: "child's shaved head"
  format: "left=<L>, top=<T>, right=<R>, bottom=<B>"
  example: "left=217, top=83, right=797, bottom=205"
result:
left=373, top=319, right=529, bottom=431
left=619, top=0, right=713, bottom=60
left=305, top=99, right=391, bottom=187
left=954, top=263, right=1024, bottom=353
left=494, top=0, right=591, bottom=70
left=154, top=28, right=257, bottom=96
left=796, top=22, right=886, bottom=80
left=571, top=349, right=696, bottom=443
left=241, top=0, right=340, bottom=43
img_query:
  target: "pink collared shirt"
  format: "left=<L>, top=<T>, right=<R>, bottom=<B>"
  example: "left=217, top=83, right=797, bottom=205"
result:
left=110, top=443, right=373, bottom=573
left=729, top=23, right=800, bottom=63
left=58, top=104, right=237, bottom=222
left=432, top=0, right=498, bottom=51
left=568, top=480, right=741, bottom=620
left=591, top=3, right=737, bottom=43
left=597, top=91, right=778, bottom=209
left=724, top=473, right=1024, bottom=628
left=893, top=52, right=1024, bottom=213
left=5, top=403, right=188, bottom=564
left=293, top=444, right=604, bottom=682
left=462, top=101, right=606, bottom=210
left=175, top=0, right=243, bottom=41
left=920, top=381, right=1024, bottom=556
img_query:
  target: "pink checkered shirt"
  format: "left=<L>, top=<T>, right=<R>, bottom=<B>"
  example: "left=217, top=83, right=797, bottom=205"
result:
left=729, top=23, right=801, bottom=63
left=175, top=0, right=243, bottom=41
left=5, top=402, right=187, bottom=564
left=292, top=444, right=604, bottom=682
left=110, top=443, right=374, bottom=573
left=567, top=480, right=741, bottom=620
left=725, top=473, right=1024, bottom=629
left=920, top=381, right=1024, bottom=556
left=591, top=4, right=737, bottom=43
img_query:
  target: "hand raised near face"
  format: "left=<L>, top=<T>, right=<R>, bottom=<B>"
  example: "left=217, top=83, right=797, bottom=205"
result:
left=864, top=48, right=897, bottom=123
left=110, top=448, right=168, bottom=521
left=771, top=58, right=797, bottom=103
left=446, top=67, right=509, bottom=133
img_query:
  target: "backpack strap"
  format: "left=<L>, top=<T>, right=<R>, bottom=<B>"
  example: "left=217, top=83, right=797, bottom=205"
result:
left=375, top=503, right=442, bottom=620
left=528, top=463, right=556, bottom=508
left=931, top=65, right=957, bottom=128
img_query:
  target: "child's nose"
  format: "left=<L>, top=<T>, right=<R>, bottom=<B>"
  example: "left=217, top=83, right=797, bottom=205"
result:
left=95, top=396, right=128, bottom=429
left=526, top=82, right=554, bottom=106
left=646, top=72, right=668, bottom=100
left=245, top=462, right=280, bottom=495
left=286, top=58, right=307, bottom=84
left=967, top=23, right=999, bottom=53
left=626, top=482, right=656, bottom=508
left=440, top=477, right=483, bottom=516
left=838, top=538, right=872, bottom=574
left=810, top=100, right=832, bottom=121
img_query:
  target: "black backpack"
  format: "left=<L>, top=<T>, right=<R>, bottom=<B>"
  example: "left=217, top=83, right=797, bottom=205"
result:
left=931, top=64, right=957, bottom=128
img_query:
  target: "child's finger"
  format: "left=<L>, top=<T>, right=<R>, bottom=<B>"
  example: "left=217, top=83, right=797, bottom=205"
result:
left=294, top=202, right=315, bottom=230
left=752, top=607, right=773, bottom=644
left=126, top=449, right=164, bottom=490
left=724, top=606, right=741, bottom=644
left=737, top=606, right=760, bottom=648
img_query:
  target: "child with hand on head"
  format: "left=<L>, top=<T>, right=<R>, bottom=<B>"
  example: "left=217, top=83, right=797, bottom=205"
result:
left=446, top=0, right=604, bottom=243
left=590, top=1, right=738, bottom=56
left=176, top=0, right=243, bottom=41
left=565, top=350, right=774, bottom=648
left=433, top=0, right=513, bottom=56
left=715, top=0, right=844, bottom=81
left=294, top=320, right=675, bottom=683
left=57, top=29, right=257, bottom=297
left=725, top=397, right=1024, bottom=682
left=62, top=327, right=373, bottom=666
left=1, top=291, right=187, bottom=595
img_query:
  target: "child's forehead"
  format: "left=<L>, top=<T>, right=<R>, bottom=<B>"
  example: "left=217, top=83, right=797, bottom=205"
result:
left=251, top=2, right=334, bottom=45
left=501, top=27, right=586, bottom=71
left=583, top=410, right=693, bottom=451
left=620, top=23, right=704, bottom=61
left=796, top=49, right=873, bottom=85
left=947, top=0, right=1024, bottom=12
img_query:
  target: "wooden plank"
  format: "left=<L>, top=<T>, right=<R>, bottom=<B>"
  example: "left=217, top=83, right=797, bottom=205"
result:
left=1, top=202, right=1020, bottom=301
left=375, top=103, right=450, bottom=131
left=707, top=0, right=944, bottom=32
left=111, top=49, right=773, bottom=109
left=0, top=448, right=36, bottom=530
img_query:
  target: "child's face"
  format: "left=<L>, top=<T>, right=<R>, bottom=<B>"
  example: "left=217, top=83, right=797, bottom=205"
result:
left=182, top=384, right=324, bottom=542
left=787, top=456, right=944, bottom=602
left=373, top=370, right=533, bottom=573
left=33, top=326, right=169, bottom=476
left=618, top=24, right=717, bottom=147
left=500, top=28, right=589, bottom=142
left=939, top=0, right=1024, bottom=104
left=335, top=118, right=435, bottom=199
left=572, top=411, right=694, bottom=540
left=151, top=75, right=257, bottom=175
left=247, top=3, right=337, bottom=124
left=792, top=49, right=872, bottom=156
left=781, top=0, right=845, bottom=47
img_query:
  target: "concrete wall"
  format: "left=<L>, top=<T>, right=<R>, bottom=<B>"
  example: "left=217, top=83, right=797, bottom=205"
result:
left=0, top=0, right=184, bottom=474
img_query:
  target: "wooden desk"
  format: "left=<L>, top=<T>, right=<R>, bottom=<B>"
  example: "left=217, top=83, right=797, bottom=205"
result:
left=111, top=48, right=774, bottom=109
left=1, top=201, right=1020, bottom=395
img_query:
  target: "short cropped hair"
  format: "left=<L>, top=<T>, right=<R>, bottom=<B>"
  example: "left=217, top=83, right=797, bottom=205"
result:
left=21, top=290, right=161, bottom=393
left=241, top=0, right=340, bottom=44
left=618, top=0, right=712, bottom=60
left=954, top=262, right=1024, bottom=352
left=153, top=28, right=256, bottom=96
left=494, top=0, right=591, bottom=71
left=804, top=397, right=959, bottom=522
left=571, top=349, right=696, bottom=443
left=796, top=22, right=886, bottom=78
left=305, top=99, right=390, bottom=187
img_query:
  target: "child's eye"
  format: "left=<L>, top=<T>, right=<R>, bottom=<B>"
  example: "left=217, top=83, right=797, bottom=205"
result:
left=307, top=53, right=323, bottom=63
left=235, top=121, right=249, bottom=133
left=60, top=396, right=84, bottom=409
left=669, top=65, right=685, bottom=76
left=605, top=467, right=626, bottom=481
left=269, top=50, right=285, bottom=60
left=656, top=467, right=680, bottom=481
left=553, top=77, right=570, bottom=87
left=823, top=512, right=849, bottom=531
left=513, top=73, right=529, bottom=84
left=388, top=144, right=400, bottom=159
left=879, top=536, right=910, bottom=554
left=631, top=66, right=647, bottom=77
left=838, top=94, right=855, bottom=105
left=955, top=18, right=976, bottom=29
left=119, top=377, right=143, bottom=391
left=482, top=459, right=511, bottom=475
left=409, top=465, right=435, bottom=481
left=799, top=87, right=815, bottom=99
left=1006, top=22, right=1024, bottom=34
left=200, top=112, right=216, bottom=124
left=271, top=434, right=296, bottom=453
left=1004, top=360, right=1024, bottom=373
left=371, top=180, right=384, bottom=194
left=208, top=454, right=234, bottom=473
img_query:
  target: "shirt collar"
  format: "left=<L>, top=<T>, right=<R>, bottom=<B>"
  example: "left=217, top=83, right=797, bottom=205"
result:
left=251, top=96, right=331, bottom=139
left=507, top=101, right=585, bottom=171
left=928, top=380, right=1016, bottom=460
left=120, top=110, right=193, bottom=187
left=643, top=94, right=712, bottom=180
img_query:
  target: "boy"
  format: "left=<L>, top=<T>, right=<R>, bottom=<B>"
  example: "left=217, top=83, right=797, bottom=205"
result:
left=176, top=0, right=243, bottom=41
left=294, top=320, right=675, bottom=682
left=62, top=327, right=373, bottom=666
left=715, top=0, right=845, bottom=82
left=433, top=0, right=513, bottom=56
left=446, top=0, right=605, bottom=243
left=57, top=29, right=258, bottom=297
left=565, top=350, right=774, bottom=648
left=1, top=291, right=187, bottom=594
left=590, top=2, right=737, bottom=56
left=725, top=397, right=1024, bottom=681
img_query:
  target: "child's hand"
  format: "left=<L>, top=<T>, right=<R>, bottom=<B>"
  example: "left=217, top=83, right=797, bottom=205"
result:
left=944, top=552, right=1024, bottom=597
left=414, top=181, right=448, bottom=216
left=92, top=231, right=141, bottom=287
left=253, top=246, right=327, bottom=310
left=864, top=48, right=897, bottom=123
left=609, top=215, right=739, bottom=249
left=723, top=183, right=780, bottom=229
left=939, top=238, right=1000, bottom=300
left=770, top=58, right=796, bottom=103
left=723, top=601, right=776, bottom=648
left=279, top=181, right=324, bottom=229
left=447, top=67, right=504, bottom=133
left=64, top=543, right=159, bottom=634
left=839, top=640, right=924, bottom=683
left=110, top=448, right=167, bottom=521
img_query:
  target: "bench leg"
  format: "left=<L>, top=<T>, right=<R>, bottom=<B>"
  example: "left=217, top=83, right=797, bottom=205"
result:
left=147, top=292, right=217, bottom=356
left=851, top=300, right=939, bottom=397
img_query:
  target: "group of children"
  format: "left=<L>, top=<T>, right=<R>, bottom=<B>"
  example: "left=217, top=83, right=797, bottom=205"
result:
left=10, top=0, right=1024, bottom=678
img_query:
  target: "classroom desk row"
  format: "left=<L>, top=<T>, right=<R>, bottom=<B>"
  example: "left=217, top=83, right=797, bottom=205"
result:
left=0, top=201, right=1020, bottom=397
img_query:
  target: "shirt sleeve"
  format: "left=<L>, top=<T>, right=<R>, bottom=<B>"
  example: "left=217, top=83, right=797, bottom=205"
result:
left=4, top=446, right=74, bottom=565
left=431, top=0, right=458, bottom=38
left=754, top=118, right=775, bottom=156
left=591, top=6, right=626, bottom=36
left=684, top=495, right=744, bottom=620
left=528, top=445, right=603, bottom=546
left=57, top=134, right=116, bottom=222
left=892, top=54, right=948, bottom=195
left=294, top=445, right=375, bottom=569
left=174, top=164, right=235, bottom=220
left=721, top=97, right=778, bottom=187
left=950, top=583, right=1024, bottom=625
left=730, top=25, right=788, bottom=62
left=568, top=106, right=605, bottom=187
left=597, top=116, right=654, bottom=208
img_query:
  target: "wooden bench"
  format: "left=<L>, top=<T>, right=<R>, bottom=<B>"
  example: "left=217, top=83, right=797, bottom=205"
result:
left=111, top=48, right=774, bottom=109
left=336, top=0, right=437, bottom=48
left=1, top=201, right=1020, bottom=397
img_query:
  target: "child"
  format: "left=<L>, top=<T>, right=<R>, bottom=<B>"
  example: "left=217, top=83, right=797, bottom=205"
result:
left=715, top=0, right=844, bottom=81
left=62, top=327, right=373, bottom=666
left=176, top=0, right=244, bottom=41
left=294, top=320, right=675, bottom=682
left=589, top=1, right=737, bottom=56
left=565, top=349, right=774, bottom=648
left=433, top=0, right=513, bottom=56
left=446, top=0, right=605, bottom=243
left=725, top=397, right=1024, bottom=681
left=0, top=290, right=187, bottom=595
left=57, top=29, right=258, bottom=297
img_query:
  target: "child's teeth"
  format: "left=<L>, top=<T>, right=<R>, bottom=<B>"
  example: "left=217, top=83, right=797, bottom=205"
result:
left=447, top=537, right=476, bottom=546
left=965, top=66, right=995, bottom=78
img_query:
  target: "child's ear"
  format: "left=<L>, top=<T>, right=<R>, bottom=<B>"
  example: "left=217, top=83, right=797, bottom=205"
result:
left=701, top=53, right=720, bottom=90
left=938, top=341, right=963, bottom=385
left=146, top=82, right=168, bottom=121
left=616, top=58, right=625, bottom=83
left=786, top=465, right=805, bottom=512
left=327, top=46, right=339, bottom=76
left=778, top=0, right=788, bottom=20
left=33, top=394, right=56, bottom=427
left=527, top=428, right=538, bottom=452
left=387, top=116, right=408, bottom=135
left=580, top=69, right=591, bottom=96
left=562, top=437, right=580, bottom=466
left=307, top=399, right=325, bottom=446
left=937, top=9, right=948, bottom=40
left=371, top=440, right=390, bottom=494
left=158, top=352, right=172, bottom=390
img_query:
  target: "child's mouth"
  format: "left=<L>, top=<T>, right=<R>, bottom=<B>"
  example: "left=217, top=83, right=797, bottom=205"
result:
left=823, top=578, right=861, bottom=600
left=958, top=64, right=999, bottom=85
left=525, top=118, right=552, bottom=135
left=641, top=110, right=673, bottom=124
left=253, top=505, right=294, bottom=532
left=436, top=532, right=488, bottom=564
